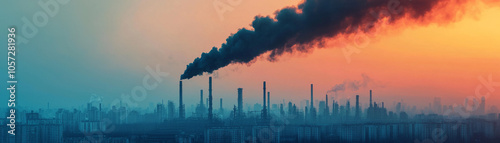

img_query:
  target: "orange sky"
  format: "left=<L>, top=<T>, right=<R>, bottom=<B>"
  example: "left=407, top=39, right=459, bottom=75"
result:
left=106, top=0, right=500, bottom=110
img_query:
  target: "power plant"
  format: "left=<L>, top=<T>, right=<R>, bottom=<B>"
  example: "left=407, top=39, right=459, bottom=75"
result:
left=68, top=80, right=494, bottom=142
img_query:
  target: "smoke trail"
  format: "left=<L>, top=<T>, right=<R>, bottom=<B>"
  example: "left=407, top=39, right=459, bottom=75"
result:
left=181, top=0, right=495, bottom=79
left=327, top=74, right=372, bottom=93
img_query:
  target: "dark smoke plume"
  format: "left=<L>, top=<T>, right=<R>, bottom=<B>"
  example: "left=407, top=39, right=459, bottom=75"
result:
left=181, top=0, right=491, bottom=79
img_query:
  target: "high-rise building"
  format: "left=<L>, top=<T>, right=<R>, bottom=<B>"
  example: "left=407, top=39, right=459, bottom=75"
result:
left=156, top=103, right=165, bottom=122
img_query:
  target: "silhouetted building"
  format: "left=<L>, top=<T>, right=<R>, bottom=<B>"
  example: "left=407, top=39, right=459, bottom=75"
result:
left=19, top=111, right=63, bottom=143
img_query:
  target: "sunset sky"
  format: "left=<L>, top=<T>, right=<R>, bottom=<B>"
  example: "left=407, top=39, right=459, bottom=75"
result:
left=1, top=0, right=499, bottom=111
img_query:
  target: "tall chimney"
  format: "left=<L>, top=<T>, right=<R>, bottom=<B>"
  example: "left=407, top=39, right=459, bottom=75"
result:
left=237, top=88, right=243, bottom=117
left=369, top=90, right=373, bottom=108
left=356, top=95, right=360, bottom=118
left=209, top=77, right=213, bottom=120
left=179, top=81, right=185, bottom=119
left=325, top=94, right=328, bottom=109
left=325, top=94, right=329, bottom=116
left=262, top=81, right=267, bottom=119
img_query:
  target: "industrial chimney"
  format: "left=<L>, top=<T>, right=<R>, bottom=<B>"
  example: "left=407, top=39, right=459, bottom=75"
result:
left=325, top=94, right=328, bottom=109
left=356, top=95, right=360, bottom=118
left=369, top=90, right=373, bottom=108
left=262, top=81, right=267, bottom=119
left=208, top=77, right=213, bottom=120
left=237, top=88, right=243, bottom=117
left=179, top=81, right=185, bottom=119
left=325, top=94, right=330, bottom=117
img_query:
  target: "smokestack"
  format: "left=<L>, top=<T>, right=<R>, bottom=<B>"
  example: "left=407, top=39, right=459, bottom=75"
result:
left=369, top=90, right=373, bottom=108
left=179, top=81, right=185, bottom=119
left=220, top=98, right=223, bottom=110
left=209, top=77, right=213, bottom=120
left=356, top=95, right=360, bottom=118
left=325, top=94, right=328, bottom=109
left=262, top=81, right=267, bottom=119
left=325, top=94, right=329, bottom=117
left=237, top=88, right=243, bottom=117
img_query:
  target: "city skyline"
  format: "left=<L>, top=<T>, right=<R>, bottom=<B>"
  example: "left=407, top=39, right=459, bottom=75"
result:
left=7, top=76, right=497, bottom=121
left=3, top=76, right=498, bottom=142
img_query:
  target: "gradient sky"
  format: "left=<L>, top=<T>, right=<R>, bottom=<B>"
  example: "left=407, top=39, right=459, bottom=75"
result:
left=1, top=0, right=499, bottom=112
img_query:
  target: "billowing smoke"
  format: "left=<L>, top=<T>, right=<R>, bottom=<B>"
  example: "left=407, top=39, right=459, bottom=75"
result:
left=327, top=74, right=372, bottom=93
left=181, top=0, right=494, bottom=79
